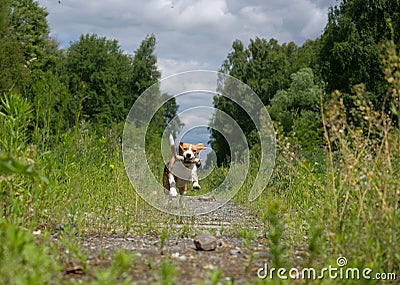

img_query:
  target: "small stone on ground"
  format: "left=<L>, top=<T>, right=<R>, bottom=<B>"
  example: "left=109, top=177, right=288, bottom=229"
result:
left=193, top=233, right=218, bottom=251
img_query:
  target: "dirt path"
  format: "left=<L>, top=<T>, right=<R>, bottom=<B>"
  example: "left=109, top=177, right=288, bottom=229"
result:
left=77, top=201, right=272, bottom=284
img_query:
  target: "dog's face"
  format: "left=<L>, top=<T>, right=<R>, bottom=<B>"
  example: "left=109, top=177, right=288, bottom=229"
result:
left=179, top=142, right=205, bottom=162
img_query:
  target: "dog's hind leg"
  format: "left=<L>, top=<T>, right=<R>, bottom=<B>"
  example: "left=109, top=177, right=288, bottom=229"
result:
left=163, top=161, right=177, bottom=197
left=163, top=165, right=170, bottom=190
left=165, top=148, right=178, bottom=196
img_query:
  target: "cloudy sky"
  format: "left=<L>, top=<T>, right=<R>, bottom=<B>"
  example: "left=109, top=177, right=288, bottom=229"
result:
left=37, top=0, right=338, bottom=78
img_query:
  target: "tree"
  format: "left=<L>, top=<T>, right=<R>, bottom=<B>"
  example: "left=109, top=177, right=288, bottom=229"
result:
left=161, top=93, right=183, bottom=138
left=211, top=38, right=301, bottom=164
left=246, top=38, right=294, bottom=105
left=320, top=0, right=400, bottom=106
left=219, top=39, right=249, bottom=81
left=291, top=39, right=322, bottom=80
left=268, top=68, right=323, bottom=148
left=64, top=34, right=132, bottom=125
left=0, top=0, right=30, bottom=93
left=0, top=0, right=10, bottom=35
left=7, top=0, right=50, bottom=66
left=0, top=38, right=29, bottom=94
left=129, top=34, right=161, bottom=109
left=126, top=34, right=165, bottom=131
left=1, top=0, right=64, bottom=95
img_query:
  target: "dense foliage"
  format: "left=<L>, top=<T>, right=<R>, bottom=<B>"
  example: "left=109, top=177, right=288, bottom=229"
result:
left=320, top=0, right=400, bottom=96
left=211, top=0, right=400, bottom=163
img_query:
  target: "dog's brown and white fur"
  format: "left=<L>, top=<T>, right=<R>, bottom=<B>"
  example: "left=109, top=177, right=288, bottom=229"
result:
left=163, top=134, right=205, bottom=196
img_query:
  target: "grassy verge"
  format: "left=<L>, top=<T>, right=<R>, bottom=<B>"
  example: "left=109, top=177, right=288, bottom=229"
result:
left=0, top=41, right=399, bottom=283
left=237, top=40, right=400, bottom=281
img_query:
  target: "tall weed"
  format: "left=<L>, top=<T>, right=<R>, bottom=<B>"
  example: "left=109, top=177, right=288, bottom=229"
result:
left=0, top=93, right=32, bottom=154
left=322, top=39, right=399, bottom=271
left=248, top=40, right=399, bottom=275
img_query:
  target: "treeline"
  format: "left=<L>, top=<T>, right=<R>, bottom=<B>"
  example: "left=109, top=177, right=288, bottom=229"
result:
left=211, top=0, right=400, bottom=164
left=0, top=0, right=177, bottom=150
left=1, top=0, right=399, bottom=159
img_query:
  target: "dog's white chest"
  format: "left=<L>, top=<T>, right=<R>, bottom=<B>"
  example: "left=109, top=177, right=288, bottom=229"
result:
left=171, top=161, right=195, bottom=181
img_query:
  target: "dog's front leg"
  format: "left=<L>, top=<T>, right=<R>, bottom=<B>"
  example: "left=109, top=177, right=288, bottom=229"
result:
left=191, top=165, right=201, bottom=189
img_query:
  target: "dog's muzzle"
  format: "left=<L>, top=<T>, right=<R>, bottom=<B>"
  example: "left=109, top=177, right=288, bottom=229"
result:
left=183, top=151, right=195, bottom=162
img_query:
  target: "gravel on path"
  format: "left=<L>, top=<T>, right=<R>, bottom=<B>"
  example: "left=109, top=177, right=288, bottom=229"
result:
left=68, top=200, right=275, bottom=284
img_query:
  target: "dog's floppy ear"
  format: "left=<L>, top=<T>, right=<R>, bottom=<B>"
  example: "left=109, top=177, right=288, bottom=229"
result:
left=196, top=143, right=205, bottom=150
left=178, top=142, right=185, bottom=154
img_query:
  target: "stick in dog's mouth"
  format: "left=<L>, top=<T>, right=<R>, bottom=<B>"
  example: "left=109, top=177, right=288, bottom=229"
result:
left=176, top=155, right=196, bottom=164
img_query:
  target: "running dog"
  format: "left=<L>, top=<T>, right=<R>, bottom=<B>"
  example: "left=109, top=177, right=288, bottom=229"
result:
left=163, top=134, right=205, bottom=196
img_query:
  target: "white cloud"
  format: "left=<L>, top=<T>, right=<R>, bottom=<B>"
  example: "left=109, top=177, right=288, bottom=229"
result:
left=172, top=0, right=234, bottom=28
left=38, top=0, right=337, bottom=77
left=157, top=58, right=210, bottom=78
left=159, top=71, right=219, bottom=98
left=240, top=6, right=269, bottom=25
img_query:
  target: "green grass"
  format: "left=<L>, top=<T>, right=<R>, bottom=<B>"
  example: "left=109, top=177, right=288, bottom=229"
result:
left=0, top=42, right=399, bottom=283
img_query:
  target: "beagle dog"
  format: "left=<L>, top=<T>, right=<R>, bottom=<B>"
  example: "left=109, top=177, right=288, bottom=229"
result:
left=163, top=134, right=205, bottom=196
